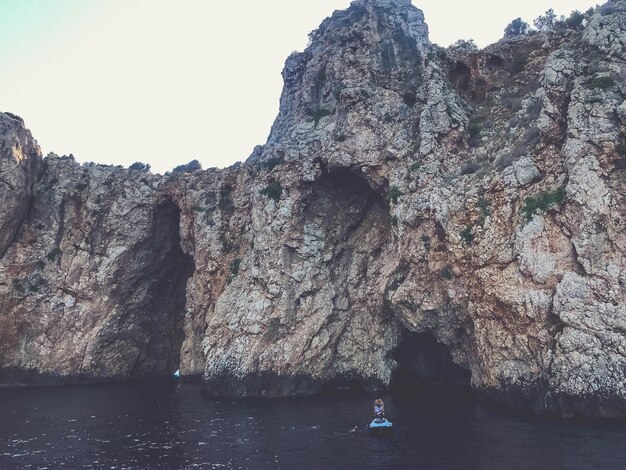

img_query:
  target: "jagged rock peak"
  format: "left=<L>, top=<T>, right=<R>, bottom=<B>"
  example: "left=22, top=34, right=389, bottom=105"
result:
left=308, top=0, right=429, bottom=47
left=352, top=0, right=414, bottom=8
left=266, top=0, right=432, bottom=148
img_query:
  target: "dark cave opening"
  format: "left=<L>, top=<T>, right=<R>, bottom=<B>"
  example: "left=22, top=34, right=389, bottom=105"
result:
left=449, top=60, right=472, bottom=92
left=392, top=331, right=471, bottom=392
left=140, top=200, right=195, bottom=373
left=102, top=199, right=195, bottom=379
left=134, top=199, right=195, bottom=377
left=314, top=168, right=384, bottom=202
left=303, top=168, right=391, bottom=258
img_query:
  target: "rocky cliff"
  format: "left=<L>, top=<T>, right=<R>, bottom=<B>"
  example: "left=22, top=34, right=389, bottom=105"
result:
left=1, top=0, right=625, bottom=417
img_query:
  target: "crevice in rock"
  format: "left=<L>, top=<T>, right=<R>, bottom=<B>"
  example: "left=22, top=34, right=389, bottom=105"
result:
left=449, top=60, right=472, bottom=92
left=96, top=199, right=195, bottom=379
left=391, top=330, right=471, bottom=391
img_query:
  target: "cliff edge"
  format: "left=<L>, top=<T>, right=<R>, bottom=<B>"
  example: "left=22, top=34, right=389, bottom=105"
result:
left=1, top=0, right=625, bottom=417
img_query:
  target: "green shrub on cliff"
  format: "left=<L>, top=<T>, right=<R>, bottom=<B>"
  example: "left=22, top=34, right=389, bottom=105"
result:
left=587, top=76, right=615, bottom=90
left=533, top=8, right=557, bottom=31
left=172, top=159, right=202, bottom=174
left=468, top=122, right=482, bottom=146
left=389, top=185, right=403, bottom=204
left=478, top=197, right=492, bottom=223
left=47, top=247, right=62, bottom=262
left=522, top=187, right=565, bottom=220
left=409, top=160, right=422, bottom=172
left=12, top=279, right=25, bottom=294
left=227, top=258, right=242, bottom=285
left=260, top=182, right=283, bottom=202
left=220, top=234, right=236, bottom=253
left=129, top=162, right=151, bottom=172
left=504, top=18, right=530, bottom=38
left=440, top=266, right=454, bottom=279
left=460, top=226, right=474, bottom=245
left=310, top=108, right=332, bottom=128
left=231, top=258, right=241, bottom=276
left=261, top=156, right=285, bottom=171
left=565, top=10, right=585, bottom=29
left=511, top=56, right=528, bottom=75
left=402, top=92, right=417, bottom=107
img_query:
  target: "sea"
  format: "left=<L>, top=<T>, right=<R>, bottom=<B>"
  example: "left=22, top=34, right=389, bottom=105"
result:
left=1, top=382, right=626, bottom=469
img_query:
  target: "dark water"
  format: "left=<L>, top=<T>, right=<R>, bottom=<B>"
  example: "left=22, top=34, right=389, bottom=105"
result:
left=2, top=383, right=626, bottom=469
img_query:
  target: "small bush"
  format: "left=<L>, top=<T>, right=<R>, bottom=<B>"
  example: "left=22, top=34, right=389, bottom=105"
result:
left=468, top=123, right=481, bottom=139
left=260, top=182, right=283, bottom=202
left=391, top=215, right=398, bottom=227
left=600, top=3, right=618, bottom=15
left=468, top=122, right=482, bottom=147
left=75, top=182, right=88, bottom=191
left=12, top=279, right=26, bottom=294
left=336, top=134, right=347, bottom=142
left=47, top=247, right=62, bottom=262
left=504, top=18, right=530, bottom=38
left=511, top=56, right=528, bottom=74
left=409, top=160, right=422, bottom=172
left=231, top=258, right=241, bottom=276
left=526, top=99, right=542, bottom=120
left=460, top=226, right=474, bottom=245
left=173, top=159, right=202, bottom=174
left=522, top=187, right=566, bottom=220
left=617, top=142, right=626, bottom=157
left=402, top=92, right=417, bottom=107
left=449, top=39, right=478, bottom=51
left=129, top=162, right=151, bottom=172
left=478, top=197, right=492, bottom=222
left=501, top=96, right=523, bottom=111
left=191, top=205, right=206, bottom=213
left=311, top=108, right=332, bottom=128
left=533, top=8, right=557, bottom=31
left=220, top=234, right=235, bottom=253
left=389, top=185, right=403, bottom=204
left=421, top=234, right=431, bottom=251
left=565, top=10, right=585, bottom=29
left=28, top=275, right=46, bottom=293
left=587, top=76, right=615, bottom=90
left=219, top=186, right=234, bottom=212
left=227, top=258, right=242, bottom=285
left=440, top=266, right=454, bottom=280
left=261, top=156, right=285, bottom=171
left=446, top=104, right=459, bottom=125
left=461, top=162, right=481, bottom=175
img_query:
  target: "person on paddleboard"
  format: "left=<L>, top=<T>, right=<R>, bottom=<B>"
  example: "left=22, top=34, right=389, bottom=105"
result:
left=373, top=398, right=385, bottom=421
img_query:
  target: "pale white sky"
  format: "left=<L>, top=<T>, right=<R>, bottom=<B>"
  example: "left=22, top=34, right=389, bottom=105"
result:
left=0, top=0, right=599, bottom=173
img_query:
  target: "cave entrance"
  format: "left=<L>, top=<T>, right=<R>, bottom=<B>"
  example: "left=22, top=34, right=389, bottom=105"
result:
left=133, top=199, right=195, bottom=377
left=102, top=199, right=195, bottom=379
left=392, top=331, right=470, bottom=392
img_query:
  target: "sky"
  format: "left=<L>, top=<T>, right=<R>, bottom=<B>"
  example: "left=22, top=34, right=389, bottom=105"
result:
left=0, top=0, right=600, bottom=174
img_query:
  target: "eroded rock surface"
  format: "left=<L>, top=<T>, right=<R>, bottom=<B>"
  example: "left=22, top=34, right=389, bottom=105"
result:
left=1, top=0, right=625, bottom=417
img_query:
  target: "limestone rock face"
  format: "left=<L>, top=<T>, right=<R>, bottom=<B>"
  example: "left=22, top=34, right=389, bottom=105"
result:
left=0, top=113, right=41, bottom=258
left=1, top=0, right=626, bottom=417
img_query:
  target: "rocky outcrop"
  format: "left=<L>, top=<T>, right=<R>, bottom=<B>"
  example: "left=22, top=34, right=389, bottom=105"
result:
left=1, top=0, right=625, bottom=417
left=0, top=113, right=41, bottom=258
